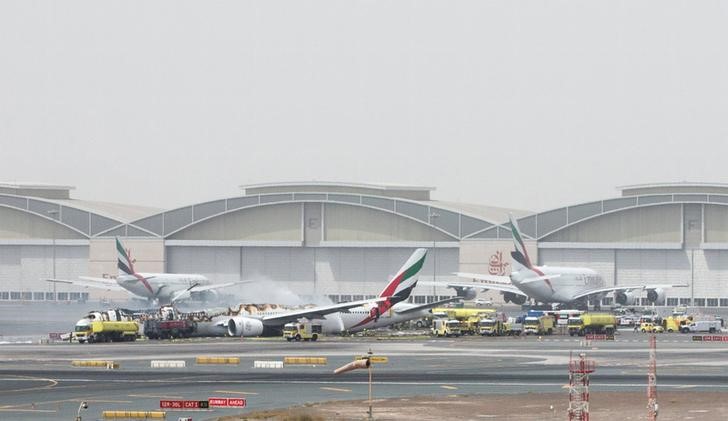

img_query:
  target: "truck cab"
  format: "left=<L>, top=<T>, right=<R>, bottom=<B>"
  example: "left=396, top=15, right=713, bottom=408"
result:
left=431, top=319, right=461, bottom=337
left=567, top=317, right=584, bottom=336
left=283, top=321, right=322, bottom=341
left=478, top=318, right=504, bottom=336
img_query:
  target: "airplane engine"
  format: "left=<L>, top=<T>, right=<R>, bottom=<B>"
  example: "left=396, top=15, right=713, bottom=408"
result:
left=503, top=292, right=527, bottom=305
left=453, top=287, right=477, bottom=301
left=646, top=288, right=666, bottom=305
left=227, top=317, right=264, bottom=337
left=615, top=291, right=638, bottom=306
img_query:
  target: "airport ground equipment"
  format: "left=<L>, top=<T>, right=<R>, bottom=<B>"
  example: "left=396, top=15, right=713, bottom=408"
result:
left=431, top=319, right=462, bottom=337
left=663, top=315, right=691, bottom=332
left=478, top=318, right=506, bottom=336
left=460, top=315, right=482, bottom=335
left=334, top=349, right=377, bottom=420
left=523, top=315, right=554, bottom=335
left=568, top=352, right=595, bottom=421
left=567, top=313, right=616, bottom=337
left=506, top=321, right=523, bottom=336
left=144, top=319, right=196, bottom=339
left=150, top=360, right=185, bottom=368
left=284, top=356, right=327, bottom=365
left=73, top=319, right=138, bottom=343
left=196, top=356, right=240, bottom=364
left=254, top=360, right=284, bottom=368
left=72, top=360, right=119, bottom=369
left=640, top=322, right=664, bottom=333
left=681, top=320, right=721, bottom=333
left=283, top=321, right=322, bottom=341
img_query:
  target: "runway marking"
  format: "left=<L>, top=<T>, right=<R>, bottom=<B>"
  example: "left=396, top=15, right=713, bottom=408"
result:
left=0, top=375, right=58, bottom=393
left=0, top=408, right=57, bottom=413
left=440, top=385, right=458, bottom=390
left=128, top=394, right=184, bottom=399
left=214, top=390, right=259, bottom=395
left=320, top=387, right=352, bottom=393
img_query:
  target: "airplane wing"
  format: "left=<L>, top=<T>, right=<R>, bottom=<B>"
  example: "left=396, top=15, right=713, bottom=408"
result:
left=421, top=279, right=528, bottom=298
left=170, top=281, right=251, bottom=303
left=453, top=272, right=512, bottom=284
left=394, top=297, right=462, bottom=315
left=260, top=297, right=388, bottom=325
left=571, top=283, right=689, bottom=300
left=46, top=277, right=127, bottom=292
left=444, top=281, right=528, bottom=297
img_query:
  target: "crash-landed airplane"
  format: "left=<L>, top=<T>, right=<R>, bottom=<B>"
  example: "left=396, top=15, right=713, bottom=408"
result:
left=433, top=215, right=687, bottom=309
left=47, top=238, right=242, bottom=305
left=220, top=248, right=460, bottom=337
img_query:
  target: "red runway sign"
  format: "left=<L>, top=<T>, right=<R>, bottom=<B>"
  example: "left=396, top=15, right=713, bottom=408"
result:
left=160, top=400, right=209, bottom=410
left=692, top=335, right=728, bottom=342
left=208, top=397, right=247, bottom=408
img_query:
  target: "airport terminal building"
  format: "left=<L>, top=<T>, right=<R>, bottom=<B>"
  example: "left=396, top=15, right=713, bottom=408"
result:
left=1, top=181, right=727, bottom=308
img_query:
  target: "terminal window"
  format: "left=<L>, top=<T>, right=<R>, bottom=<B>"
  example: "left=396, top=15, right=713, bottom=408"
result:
left=21, top=292, right=32, bottom=300
left=69, top=292, right=81, bottom=300
left=10, top=292, right=21, bottom=300
left=694, top=298, right=706, bottom=307
left=327, top=294, right=339, bottom=303
left=721, top=299, right=728, bottom=307
left=414, top=295, right=426, bottom=304
left=81, top=292, right=89, bottom=301
left=707, top=298, right=718, bottom=307
left=33, top=292, right=45, bottom=300
left=45, top=292, right=55, bottom=300
left=666, top=298, right=679, bottom=306
left=0, top=292, right=9, bottom=300
left=340, top=295, right=352, bottom=303
left=601, top=297, right=613, bottom=305
left=57, top=292, right=68, bottom=301
left=679, top=298, right=691, bottom=306
left=352, top=295, right=364, bottom=301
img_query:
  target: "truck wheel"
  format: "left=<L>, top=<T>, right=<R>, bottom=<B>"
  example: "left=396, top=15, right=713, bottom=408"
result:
left=709, top=328, right=716, bottom=333
left=295, top=334, right=301, bottom=342
left=312, top=334, right=318, bottom=341
left=415, top=321, right=423, bottom=328
left=547, top=329, right=553, bottom=335
left=642, top=329, right=646, bottom=333
left=681, top=328, right=689, bottom=334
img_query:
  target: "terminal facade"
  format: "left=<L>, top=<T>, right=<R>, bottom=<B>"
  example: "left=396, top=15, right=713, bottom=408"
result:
left=1, top=181, right=727, bottom=308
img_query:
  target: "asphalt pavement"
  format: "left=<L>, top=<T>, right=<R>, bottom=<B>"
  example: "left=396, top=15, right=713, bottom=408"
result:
left=1, top=332, right=728, bottom=420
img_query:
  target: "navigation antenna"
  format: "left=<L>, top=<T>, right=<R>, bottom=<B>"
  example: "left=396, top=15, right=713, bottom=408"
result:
left=647, top=334, right=658, bottom=420
left=568, top=351, right=595, bottom=421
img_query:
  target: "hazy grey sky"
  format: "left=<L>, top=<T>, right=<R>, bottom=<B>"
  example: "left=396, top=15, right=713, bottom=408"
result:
left=1, top=1, right=726, bottom=213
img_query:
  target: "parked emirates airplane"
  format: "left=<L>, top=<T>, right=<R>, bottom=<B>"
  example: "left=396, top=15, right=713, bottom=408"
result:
left=220, top=248, right=460, bottom=337
left=47, top=238, right=243, bottom=305
left=435, top=215, right=687, bottom=308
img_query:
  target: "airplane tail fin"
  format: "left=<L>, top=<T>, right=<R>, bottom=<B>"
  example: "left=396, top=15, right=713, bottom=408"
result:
left=116, top=237, right=136, bottom=277
left=508, top=214, right=534, bottom=271
left=378, top=248, right=427, bottom=304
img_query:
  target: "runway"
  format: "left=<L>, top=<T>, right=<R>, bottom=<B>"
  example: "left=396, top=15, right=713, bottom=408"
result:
left=1, top=333, right=728, bottom=420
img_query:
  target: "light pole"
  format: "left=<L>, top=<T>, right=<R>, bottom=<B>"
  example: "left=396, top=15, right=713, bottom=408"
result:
left=75, top=401, right=88, bottom=421
left=47, top=209, right=59, bottom=301
left=430, top=212, right=440, bottom=303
